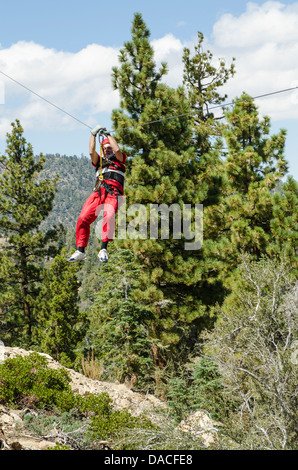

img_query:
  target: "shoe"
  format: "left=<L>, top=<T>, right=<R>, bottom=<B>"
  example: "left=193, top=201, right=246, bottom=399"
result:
left=98, top=248, right=109, bottom=263
left=67, top=250, right=87, bottom=262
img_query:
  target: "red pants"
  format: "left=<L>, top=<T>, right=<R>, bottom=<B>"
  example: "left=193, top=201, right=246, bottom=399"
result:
left=76, top=187, right=120, bottom=247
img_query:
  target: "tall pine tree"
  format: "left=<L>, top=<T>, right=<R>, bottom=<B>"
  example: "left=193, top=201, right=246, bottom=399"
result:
left=33, top=253, right=88, bottom=366
left=267, top=176, right=298, bottom=273
left=183, top=31, right=235, bottom=158
left=109, top=15, right=236, bottom=388
left=204, top=93, right=288, bottom=288
left=0, top=120, right=62, bottom=346
left=181, top=31, right=236, bottom=307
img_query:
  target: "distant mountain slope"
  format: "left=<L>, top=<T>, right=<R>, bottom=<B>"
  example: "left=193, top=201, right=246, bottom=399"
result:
left=41, top=154, right=95, bottom=233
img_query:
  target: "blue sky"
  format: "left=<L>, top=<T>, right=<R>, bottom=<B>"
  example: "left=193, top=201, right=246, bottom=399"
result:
left=0, top=0, right=297, bottom=178
left=0, top=0, right=269, bottom=50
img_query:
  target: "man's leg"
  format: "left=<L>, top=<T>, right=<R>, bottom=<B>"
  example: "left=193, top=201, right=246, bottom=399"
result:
left=68, top=191, right=103, bottom=262
left=98, top=191, right=119, bottom=262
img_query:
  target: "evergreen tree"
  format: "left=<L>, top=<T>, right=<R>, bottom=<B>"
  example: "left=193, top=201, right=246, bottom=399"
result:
left=33, top=253, right=88, bottom=366
left=183, top=31, right=235, bottom=158
left=182, top=31, right=235, bottom=223
left=267, top=176, right=298, bottom=273
left=110, top=15, right=236, bottom=389
left=85, top=248, right=154, bottom=388
left=111, top=14, right=198, bottom=381
left=204, top=93, right=288, bottom=288
left=181, top=31, right=236, bottom=313
left=0, top=120, right=62, bottom=346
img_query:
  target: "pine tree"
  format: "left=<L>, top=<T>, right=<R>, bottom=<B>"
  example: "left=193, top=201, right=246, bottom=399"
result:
left=181, top=31, right=236, bottom=310
left=33, top=253, right=88, bottom=366
left=183, top=31, right=235, bottom=158
left=267, top=176, right=298, bottom=273
left=0, top=120, right=62, bottom=346
left=85, top=248, right=154, bottom=388
left=182, top=31, right=235, bottom=216
left=109, top=15, right=236, bottom=388
left=204, top=93, right=288, bottom=288
left=111, top=15, right=201, bottom=381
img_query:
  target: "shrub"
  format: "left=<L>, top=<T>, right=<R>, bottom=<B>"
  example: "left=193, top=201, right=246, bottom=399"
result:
left=0, top=353, right=75, bottom=411
left=167, top=356, right=235, bottom=422
left=77, top=392, right=154, bottom=440
left=203, top=256, right=298, bottom=449
left=0, top=352, right=155, bottom=449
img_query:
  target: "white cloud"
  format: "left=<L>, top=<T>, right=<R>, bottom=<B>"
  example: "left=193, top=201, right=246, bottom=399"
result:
left=213, top=1, right=298, bottom=48
left=152, top=34, right=183, bottom=61
left=151, top=34, right=184, bottom=87
left=0, top=41, right=120, bottom=134
left=148, top=2, right=298, bottom=121
left=210, top=1, right=298, bottom=120
left=146, top=2, right=298, bottom=121
left=1, top=1, right=298, bottom=141
left=0, top=35, right=187, bottom=138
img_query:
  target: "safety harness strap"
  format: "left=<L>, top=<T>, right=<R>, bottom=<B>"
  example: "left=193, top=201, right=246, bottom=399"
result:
left=98, top=180, right=121, bottom=199
left=94, top=134, right=125, bottom=195
left=103, top=170, right=124, bottom=187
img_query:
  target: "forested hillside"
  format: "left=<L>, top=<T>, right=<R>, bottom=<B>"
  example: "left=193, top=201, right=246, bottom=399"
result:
left=40, top=153, right=94, bottom=235
left=0, top=14, right=297, bottom=450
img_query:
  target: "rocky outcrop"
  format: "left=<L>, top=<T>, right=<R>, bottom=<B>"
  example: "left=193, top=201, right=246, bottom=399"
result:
left=0, top=346, right=219, bottom=450
left=2, top=347, right=167, bottom=421
left=0, top=405, right=57, bottom=450
left=177, top=410, right=220, bottom=447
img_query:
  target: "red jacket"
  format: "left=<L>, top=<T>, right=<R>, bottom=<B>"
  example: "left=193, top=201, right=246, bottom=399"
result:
left=93, top=152, right=127, bottom=194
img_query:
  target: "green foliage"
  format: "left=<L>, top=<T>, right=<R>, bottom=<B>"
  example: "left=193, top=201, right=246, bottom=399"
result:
left=80, top=392, right=154, bottom=440
left=85, top=248, right=155, bottom=387
left=203, top=255, right=298, bottom=449
left=190, top=357, right=228, bottom=417
left=0, top=14, right=296, bottom=451
left=204, top=93, right=290, bottom=289
left=110, top=14, right=235, bottom=383
left=167, top=356, right=233, bottom=422
left=166, top=375, right=190, bottom=421
left=0, top=120, right=58, bottom=233
left=47, top=443, right=71, bottom=450
left=183, top=31, right=235, bottom=155
left=112, top=12, right=168, bottom=122
left=0, top=353, right=155, bottom=448
left=267, top=176, right=298, bottom=273
left=33, top=252, right=89, bottom=365
left=0, top=353, right=74, bottom=410
left=0, top=120, right=63, bottom=345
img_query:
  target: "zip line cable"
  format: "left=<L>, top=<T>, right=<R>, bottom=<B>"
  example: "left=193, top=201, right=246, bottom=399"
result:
left=0, top=68, right=297, bottom=133
left=0, top=70, right=93, bottom=130
left=116, top=85, right=298, bottom=132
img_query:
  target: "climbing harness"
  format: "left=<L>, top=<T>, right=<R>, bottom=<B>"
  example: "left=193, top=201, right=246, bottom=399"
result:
left=93, top=133, right=125, bottom=196
left=100, top=180, right=122, bottom=200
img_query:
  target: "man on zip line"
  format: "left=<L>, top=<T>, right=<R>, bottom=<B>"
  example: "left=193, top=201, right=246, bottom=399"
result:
left=67, top=125, right=127, bottom=263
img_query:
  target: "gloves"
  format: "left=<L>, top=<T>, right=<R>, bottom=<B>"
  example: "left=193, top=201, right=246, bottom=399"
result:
left=100, top=127, right=111, bottom=136
left=90, top=125, right=111, bottom=136
left=90, top=125, right=102, bottom=136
